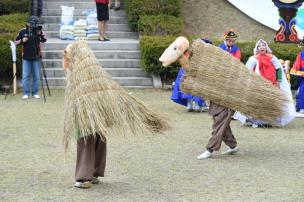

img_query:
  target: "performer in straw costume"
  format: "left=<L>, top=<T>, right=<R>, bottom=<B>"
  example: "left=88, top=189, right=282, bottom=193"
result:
left=159, top=36, right=290, bottom=159
left=219, top=29, right=241, bottom=60
left=160, top=37, right=239, bottom=159
left=63, top=41, right=170, bottom=188
left=292, top=39, right=304, bottom=114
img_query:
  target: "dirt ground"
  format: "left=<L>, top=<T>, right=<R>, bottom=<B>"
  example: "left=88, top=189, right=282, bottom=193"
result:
left=0, top=89, right=304, bottom=202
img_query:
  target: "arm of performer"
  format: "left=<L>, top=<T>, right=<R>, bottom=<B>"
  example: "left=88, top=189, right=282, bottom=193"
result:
left=272, top=56, right=283, bottom=82
left=293, top=52, right=301, bottom=71
left=234, top=49, right=241, bottom=60
left=245, top=56, right=257, bottom=72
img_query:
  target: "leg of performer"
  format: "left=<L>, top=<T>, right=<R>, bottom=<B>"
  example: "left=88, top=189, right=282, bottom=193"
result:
left=197, top=103, right=238, bottom=159
left=296, top=77, right=304, bottom=113
left=93, top=134, right=107, bottom=181
left=75, top=135, right=96, bottom=188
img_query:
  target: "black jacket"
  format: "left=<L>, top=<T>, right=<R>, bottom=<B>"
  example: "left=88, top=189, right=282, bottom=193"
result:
left=15, top=27, right=47, bottom=61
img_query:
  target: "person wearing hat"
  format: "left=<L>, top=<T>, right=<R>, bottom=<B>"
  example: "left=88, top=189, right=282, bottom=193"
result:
left=15, top=16, right=47, bottom=100
left=219, top=29, right=241, bottom=60
left=292, top=39, right=304, bottom=113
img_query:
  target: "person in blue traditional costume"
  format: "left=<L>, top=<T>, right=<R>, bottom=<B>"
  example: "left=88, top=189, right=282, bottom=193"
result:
left=292, top=39, right=304, bottom=114
left=219, top=29, right=241, bottom=60
left=171, top=38, right=212, bottom=112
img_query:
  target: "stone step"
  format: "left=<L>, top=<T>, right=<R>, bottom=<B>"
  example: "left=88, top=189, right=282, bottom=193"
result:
left=44, top=2, right=97, bottom=9
left=43, top=9, right=126, bottom=17
left=45, top=77, right=153, bottom=87
left=45, top=30, right=138, bottom=39
left=43, top=23, right=130, bottom=32
left=44, top=68, right=148, bottom=77
left=43, top=39, right=139, bottom=50
left=42, top=16, right=128, bottom=24
left=42, top=50, right=140, bottom=59
left=42, top=59, right=140, bottom=68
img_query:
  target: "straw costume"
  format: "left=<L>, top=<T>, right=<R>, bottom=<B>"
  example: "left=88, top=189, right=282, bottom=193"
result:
left=63, top=40, right=170, bottom=188
left=159, top=36, right=291, bottom=159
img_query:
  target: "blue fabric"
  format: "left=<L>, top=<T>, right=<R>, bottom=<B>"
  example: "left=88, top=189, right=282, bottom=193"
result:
left=219, top=43, right=239, bottom=54
left=296, top=67, right=304, bottom=110
left=171, top=68, right=206, bottom=107
left=22, top=59, right=40, bottom=96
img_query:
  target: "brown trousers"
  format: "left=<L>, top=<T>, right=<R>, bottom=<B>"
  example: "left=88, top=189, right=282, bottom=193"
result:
left=75, top=135, right=107, bottom=181
left=206, top=102, right=237, bottom=151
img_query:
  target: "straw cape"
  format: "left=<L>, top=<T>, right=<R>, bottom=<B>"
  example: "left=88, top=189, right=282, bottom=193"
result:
left=63, top=40, right=170, bottom=149
left=180, top=40, right=289, bottom=124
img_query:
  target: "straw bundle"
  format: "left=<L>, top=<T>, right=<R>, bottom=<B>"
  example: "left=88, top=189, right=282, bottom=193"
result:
left=181, top=40, right=288, bottom=124
left=63, top=40, right=170, bottom=149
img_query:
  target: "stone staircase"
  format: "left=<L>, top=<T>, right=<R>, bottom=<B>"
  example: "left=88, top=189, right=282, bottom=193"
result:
left=41, top=0, right=159, bottom=88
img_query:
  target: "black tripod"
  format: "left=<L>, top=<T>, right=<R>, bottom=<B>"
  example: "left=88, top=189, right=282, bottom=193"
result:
left=30, top=25, right=51, bottom=102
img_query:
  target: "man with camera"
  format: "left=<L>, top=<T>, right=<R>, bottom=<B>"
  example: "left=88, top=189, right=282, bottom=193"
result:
left=15, top=16, right=47, bottom=100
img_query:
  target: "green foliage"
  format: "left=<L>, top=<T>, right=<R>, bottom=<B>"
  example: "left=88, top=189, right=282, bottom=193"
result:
left=140, top=36, right=180, bottom=82
left=0, top=0, right=30, bottom=16
left=0, top=13, right=28, bottom=78
left=125, top=0, right=181, bottom=31
left=140, top=36, right=301, bottom=88
left=138, top=15, right=183, bottom=36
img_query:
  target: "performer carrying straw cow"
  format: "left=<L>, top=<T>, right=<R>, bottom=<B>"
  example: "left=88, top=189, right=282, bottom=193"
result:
left=159, top=36, right=291, bottom=159
left=63, top=41, right=170, bottom=188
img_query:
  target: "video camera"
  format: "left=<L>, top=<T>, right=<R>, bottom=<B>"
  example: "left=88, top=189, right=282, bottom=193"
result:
left=27, top=16, right=43, bottom=36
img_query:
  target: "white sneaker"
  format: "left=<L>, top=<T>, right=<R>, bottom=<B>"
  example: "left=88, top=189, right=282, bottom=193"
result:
left=22, top=95, right=29, bottom=100
left=74, top=181, right=92, bottom=188
left=222, top=147, right=239, bottom=155
left=299, top=109, right=304, bottom=114
left=33, top=94, right=40, bottom=99
left=197, top=150, right=212, bottom=160
left=252, top=124, right=258, bottom=128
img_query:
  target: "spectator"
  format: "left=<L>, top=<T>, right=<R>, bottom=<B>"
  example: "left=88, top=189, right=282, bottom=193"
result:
left=95, top=0, right=111, bottom=41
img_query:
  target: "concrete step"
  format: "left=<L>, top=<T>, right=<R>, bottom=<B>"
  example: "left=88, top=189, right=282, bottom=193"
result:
left=44, top=2, right=97, bottom=9
left=43, top=39, right=139, bottom=50
left=42, top=50, right=140, bottom=59
left=43, top=9, right=126, bottom=17
left=45, top=77, right=153, bottom=87
left=42, top=16, right=128, bottom=24
left=42, top=59, right=140, bottom=68
left=43, top=23, right=130, bottom=32
left=45, top=30, right=138, bottom=39
left=44, top=68, right=148, bottom=77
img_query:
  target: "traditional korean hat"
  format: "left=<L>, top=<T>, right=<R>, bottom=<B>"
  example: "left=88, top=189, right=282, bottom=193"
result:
left=224, top=29, right=238, bottom=39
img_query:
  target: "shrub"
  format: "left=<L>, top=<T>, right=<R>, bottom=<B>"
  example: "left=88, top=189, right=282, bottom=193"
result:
left=0, top=13, right=28, bottom=78
left=125, top=0, right=181, bottom=31
left=138, top=15, right=183, bottom=36
left=0, top=0, right=30, bottom=16
left=140, top=35, right=180, bottom=83
left=140, top=36, right=301, bottom=88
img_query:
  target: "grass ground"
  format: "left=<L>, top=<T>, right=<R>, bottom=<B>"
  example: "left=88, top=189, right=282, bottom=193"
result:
left=0, top=89, right=304, bottom=202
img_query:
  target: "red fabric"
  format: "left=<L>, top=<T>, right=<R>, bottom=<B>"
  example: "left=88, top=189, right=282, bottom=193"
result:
left=293, top=52, right=303, bottom=71
left=256, top=54, right=277, bottom=85
left=231, top=49, right=241, bottom=60
left=95, top=0, right=109, bottom=4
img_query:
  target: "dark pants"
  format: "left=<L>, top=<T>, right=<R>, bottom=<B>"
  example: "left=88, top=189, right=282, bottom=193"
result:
left=206, top=102, right=237, bottom=151
left=31, top=0, right=43, bottom=17
left=75, top=135, right=107, bottom=182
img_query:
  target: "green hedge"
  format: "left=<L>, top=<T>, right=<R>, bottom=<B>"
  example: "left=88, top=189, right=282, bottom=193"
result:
left=140, top=36, right=302, bottom=88
left=125, top=0, right=181, bottom=31
left=0, top=0, right=30, bottom=16
left=140, top=35, right=180, bottom=82
left=0, top=13, right=28, bottom=78
left=138, top=15, right=183, bottom=36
